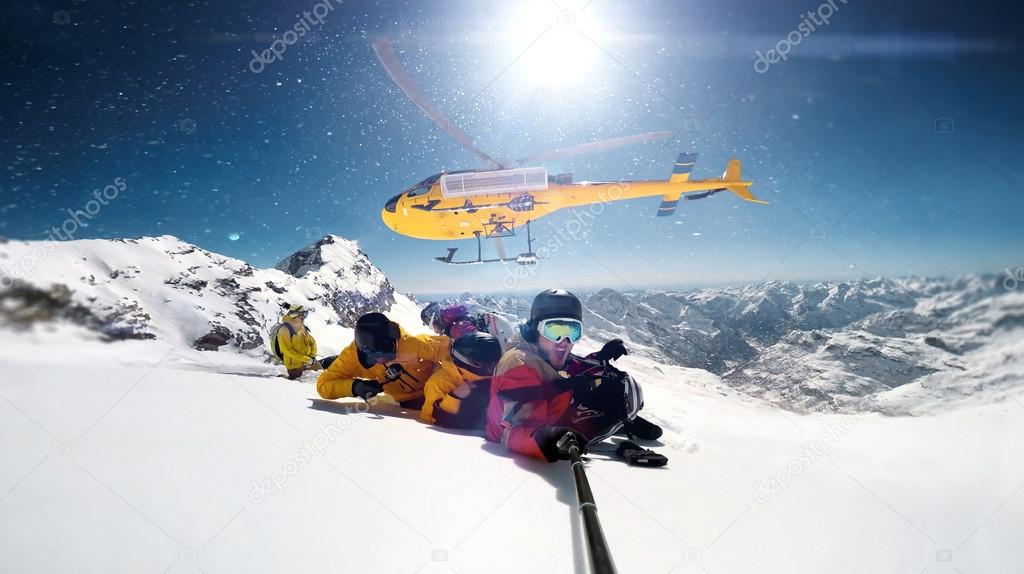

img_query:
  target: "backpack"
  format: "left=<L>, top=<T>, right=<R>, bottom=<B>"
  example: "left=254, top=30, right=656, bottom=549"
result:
left=479, top=312, right=516, bottom=351
left=269, top=322, right=297, bottom=360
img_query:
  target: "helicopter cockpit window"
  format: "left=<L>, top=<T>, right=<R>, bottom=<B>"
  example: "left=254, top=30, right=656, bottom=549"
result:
left=407, top=185, right=429, bottom=197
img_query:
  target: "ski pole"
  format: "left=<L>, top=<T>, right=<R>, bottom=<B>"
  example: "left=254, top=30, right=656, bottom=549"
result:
left=559, top=433, right=618, bottom=574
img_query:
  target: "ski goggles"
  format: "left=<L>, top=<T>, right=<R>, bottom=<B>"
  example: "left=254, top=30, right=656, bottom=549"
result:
left=537, top=318, right=583, bottom=344
left=355, top=333, right=396, bottom=365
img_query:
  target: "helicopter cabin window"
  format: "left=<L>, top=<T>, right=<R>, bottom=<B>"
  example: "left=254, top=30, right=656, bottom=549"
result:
left=440, top=167, right=548, bottom=199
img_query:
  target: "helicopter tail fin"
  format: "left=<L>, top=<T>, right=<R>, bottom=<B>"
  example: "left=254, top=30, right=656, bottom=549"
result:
left=722, top=159, right=768, bottom=204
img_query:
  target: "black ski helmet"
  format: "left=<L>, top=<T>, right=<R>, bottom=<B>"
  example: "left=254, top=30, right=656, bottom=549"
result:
left=420, top=302, right=442, bottom=333
left=451, top=332, right=503, bottom=376
left=523, top=288, right=583, bottom=343
left=354, top=312, right=400, bottom=368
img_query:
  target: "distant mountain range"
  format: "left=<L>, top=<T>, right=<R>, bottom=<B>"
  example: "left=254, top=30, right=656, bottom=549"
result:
left=439, top=277, right=1024, bottom=414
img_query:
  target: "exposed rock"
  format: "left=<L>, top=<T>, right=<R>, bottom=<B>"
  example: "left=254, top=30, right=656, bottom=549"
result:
left=0, top=280, right=155, bottom=341
left=194, top=325, right=232, bottom=351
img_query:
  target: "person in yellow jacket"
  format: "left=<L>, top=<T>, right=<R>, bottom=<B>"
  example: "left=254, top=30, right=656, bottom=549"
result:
left=273, top=305, right=335, bottom=380
left=420, top=332, right=503, bottom=429
left=316, top=312, right=449, bottom=406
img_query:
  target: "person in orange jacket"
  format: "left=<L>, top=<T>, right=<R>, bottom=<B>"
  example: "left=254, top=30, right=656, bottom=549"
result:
left=316, top=312, right=449, bottom=406
left=420, top=332, right=502, bottom=429
left=485, top=289, right=662, bottom=462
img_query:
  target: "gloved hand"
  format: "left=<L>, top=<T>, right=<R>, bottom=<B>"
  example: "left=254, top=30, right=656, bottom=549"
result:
left=451, top=381, right=476, bottom=399
left=307, top=358, right=324, bottom=371
left=534, top=426, right=586, bottom=463
left=352, top=378, right=384, bottom=400
left=593, top=338, right=628, bottom=362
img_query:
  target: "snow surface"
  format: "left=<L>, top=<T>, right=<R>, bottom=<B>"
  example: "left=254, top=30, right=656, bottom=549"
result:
left=1, top=237, right=1021, bottom=573
left=0, top=325, right=1020, bottom=573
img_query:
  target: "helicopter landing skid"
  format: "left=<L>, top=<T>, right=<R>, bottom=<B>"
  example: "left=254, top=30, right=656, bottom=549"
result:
left=435, top=220, right=538, bottom=266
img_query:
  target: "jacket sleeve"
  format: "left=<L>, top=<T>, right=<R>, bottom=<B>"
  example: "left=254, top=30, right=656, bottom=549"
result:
left=316, top=346, right=360, bottom=399
left=420, top=367, right=461, bottom=424
left=492, top=364, right=551, bottom=460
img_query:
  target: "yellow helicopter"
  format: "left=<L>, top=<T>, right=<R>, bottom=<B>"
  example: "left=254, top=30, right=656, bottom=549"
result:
left=373, top=39, right=766, bottom=265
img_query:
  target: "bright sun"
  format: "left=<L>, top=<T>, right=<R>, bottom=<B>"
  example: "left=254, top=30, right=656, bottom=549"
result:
left=505, top=0, right=603, bottom=88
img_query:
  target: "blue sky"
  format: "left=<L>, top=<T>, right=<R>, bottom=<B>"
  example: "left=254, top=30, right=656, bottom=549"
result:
left=1, top=0, right=1021, bottom=294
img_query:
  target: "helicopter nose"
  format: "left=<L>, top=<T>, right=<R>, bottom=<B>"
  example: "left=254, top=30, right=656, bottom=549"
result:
left=381, top=192, right=402, bottom=231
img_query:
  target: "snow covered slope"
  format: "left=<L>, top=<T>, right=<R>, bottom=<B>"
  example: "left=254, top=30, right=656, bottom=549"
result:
left=0, top=325, right=1019, bottom=574
left=0, top=234, right=426, bottom=356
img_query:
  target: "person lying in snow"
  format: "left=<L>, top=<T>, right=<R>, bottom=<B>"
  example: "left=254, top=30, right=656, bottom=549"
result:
left=419, top=331, right=502, bottom=429
left=485, top=289, right=663, bottom=462
left=316, top=312, right=449, bottom=408
left=421, top=302, right=517, bottom=352
left=271, top=305, right=336, bottom=380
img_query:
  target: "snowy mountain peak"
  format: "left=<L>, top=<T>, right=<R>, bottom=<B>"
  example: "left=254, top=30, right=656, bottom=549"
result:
left=0, top=234, right=423, bottom=355
left=273, top=234, right=397, bottom=323
left=275, top=235, right=361, bottom=277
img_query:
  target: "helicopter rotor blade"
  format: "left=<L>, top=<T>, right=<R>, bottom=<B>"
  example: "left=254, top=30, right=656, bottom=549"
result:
left=513, top=130, right=673, bottom=166
left=493, top=236, right=508, bottom=260
left=372, top=39, right=503, bottom=169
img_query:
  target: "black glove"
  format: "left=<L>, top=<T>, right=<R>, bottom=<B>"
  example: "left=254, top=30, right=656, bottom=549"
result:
left=616, top=440, right=669, bottom=467
left=352, top=378, right=384, bottom=400
left=593, top=338, right=628, bottom=363
left=534, top=426, right=585, bottom=463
